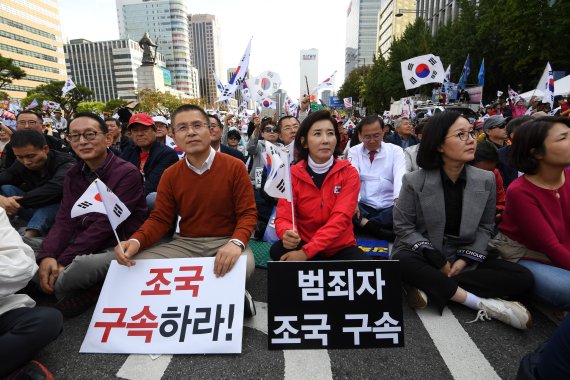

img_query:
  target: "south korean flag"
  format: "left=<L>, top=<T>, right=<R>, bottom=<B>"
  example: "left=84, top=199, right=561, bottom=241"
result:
left=401, top=54, right=446, bottom=90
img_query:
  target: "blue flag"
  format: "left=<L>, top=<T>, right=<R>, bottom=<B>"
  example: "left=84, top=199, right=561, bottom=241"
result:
left=478, top=58, right=485, bottom=87
left=458, top=54, right=471, bottom=90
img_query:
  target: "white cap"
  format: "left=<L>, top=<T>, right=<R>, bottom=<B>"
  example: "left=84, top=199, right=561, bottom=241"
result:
left=152, top=115, right=169, bottom=125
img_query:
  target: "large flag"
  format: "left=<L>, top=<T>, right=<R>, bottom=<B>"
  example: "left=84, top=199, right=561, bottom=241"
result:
left=25, top=99, right=39, bottom=110
left=400, top=54, right=445, bottom=90
left=213, top=71, right=225, bottom=96
left=218, top=38, right=252, bottom=102
left=457, top=54, right=471, bottom=90
left=444, top=65, right=451, bottom=83
left=312, top=71, right=337, bottom=93
left=71, top=179, right=131, bottom=230
left=264, top=141, right=292, bottom=202
left=62, top=77, right=77, bottom=95
left=343, top=97, right=353, bottom=109
left=478, top=59, right=485, bottom=87
left=536, top=62, right=554, bottom=108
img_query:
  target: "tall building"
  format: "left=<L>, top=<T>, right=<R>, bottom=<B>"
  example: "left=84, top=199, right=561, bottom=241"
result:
left=377, top=0, right=417, bottom=58
left=416, top=0, right=460, bottom=35
left=300, top=49, right=318, bottom=97
left=345, top=0, right=383, bottom=78
left=64, top=38, right=167, bottom=102
left=0, top=0, right=66, bottom=99
left=188, top=14, right=223, bottom=106
left=116, top=0, right=199, bottom=97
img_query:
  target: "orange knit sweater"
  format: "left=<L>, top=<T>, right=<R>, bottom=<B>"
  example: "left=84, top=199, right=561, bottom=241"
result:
left=131, top=152, right=257, bottom=249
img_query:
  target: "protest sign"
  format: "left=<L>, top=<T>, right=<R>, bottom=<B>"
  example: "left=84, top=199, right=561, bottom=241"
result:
left=80, top=257, right=246, bottom=354
left=268, top=260, right=403, bottom=350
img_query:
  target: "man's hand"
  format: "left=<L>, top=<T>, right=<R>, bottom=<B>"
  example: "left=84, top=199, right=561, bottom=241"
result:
left=0, top=195, right=22, bottom=216
left=38, top=257, right=64, bottom=295
left=224, top=113, right=234, bottom=125
left=440, top=261, right=451, bottom=276
left=253, top=114, right=261, bottom=128
left=282, top=230, right=301, bottom=250
left=214, top=242, right=242, bottom=277
left=280, top=249, right=308, bottom=261
left=448, top=259, right=467, bottom=277
left=114, top=239, right=140, bottom=267
left=354, top=206, right=361, bottom=220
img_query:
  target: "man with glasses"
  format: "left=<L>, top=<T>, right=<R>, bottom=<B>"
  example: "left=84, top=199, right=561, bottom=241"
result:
left=348, top=115, right=406, bottom=241
left=483, top=115, right=508, bottom=149
left=120, top=114, right=178, bottom=210
left=277, top=115, right=300, bottom=164
left=208, top=114, right=245, bottom=162
left=1, top=111, right=69, bottom=171
left=35, top=113, right=148, bottom=316
left=115, top=104, right=258, bottom=317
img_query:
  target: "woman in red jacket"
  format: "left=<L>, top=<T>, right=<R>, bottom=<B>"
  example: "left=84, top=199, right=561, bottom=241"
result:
left=270, top=110, right=368, bottom=261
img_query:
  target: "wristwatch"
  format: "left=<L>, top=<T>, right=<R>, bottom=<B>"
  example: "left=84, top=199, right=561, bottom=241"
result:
left=229, top=239, right=245, bottom=252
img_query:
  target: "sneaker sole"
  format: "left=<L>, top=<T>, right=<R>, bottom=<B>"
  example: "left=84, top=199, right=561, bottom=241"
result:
left=404, top=287, right=427, bottom=309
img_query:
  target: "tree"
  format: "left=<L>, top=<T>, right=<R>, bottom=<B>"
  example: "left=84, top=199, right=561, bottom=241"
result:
left=137, top=89, right=205, bottom=114
left=77, top=101, right=106, bottom=114
left=338, top=66, right=369, bottom=103
left=0, top=54, right=26, bottom=90
left=104, top=99, right=128, bottom=113
left=0, top=91, right=9, bottom=100
left=22, top=81, right=93, bottom=119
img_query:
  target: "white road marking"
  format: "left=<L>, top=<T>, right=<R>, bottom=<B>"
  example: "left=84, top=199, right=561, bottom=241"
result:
left=116, top=354, right=173, bottom=380
left=416, top=307, right=501, bottom=380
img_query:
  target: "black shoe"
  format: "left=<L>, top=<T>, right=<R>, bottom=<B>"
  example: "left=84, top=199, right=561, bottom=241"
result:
left=5, top=360, right=55, bottom=380
left=244, top=290, right=256, bottom=318
left=55, top=285, right=102, bottom=318
left=363, top=220, right=395, bottom=241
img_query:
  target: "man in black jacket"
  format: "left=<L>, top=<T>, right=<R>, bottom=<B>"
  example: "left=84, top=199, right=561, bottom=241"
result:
left=208, top=114, right=245, bottom=162
left=386, top=117, right=420, bottom=149
left=0, top=130, right=75, bottom=237
left=120, top=113, right=178, bottom=210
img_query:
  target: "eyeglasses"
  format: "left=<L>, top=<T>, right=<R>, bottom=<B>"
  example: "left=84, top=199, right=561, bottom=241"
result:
left=362, top=134, right=382, bottom=142
left=17, top=120, right=38, bottom=127
left=263, top=127, right=277, bottom=133
left=68, top=131, right=101, bottom=142
left=174, top=122, right=209, bottom=134
left=446, top=129, right=477, bottom=141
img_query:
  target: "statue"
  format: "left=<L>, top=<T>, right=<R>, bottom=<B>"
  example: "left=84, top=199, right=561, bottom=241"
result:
left=139, top=32, right=158, bottom=65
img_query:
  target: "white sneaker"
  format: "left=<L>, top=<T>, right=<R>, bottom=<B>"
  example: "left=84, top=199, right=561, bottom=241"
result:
left=468, top=298, right=532, bottom=330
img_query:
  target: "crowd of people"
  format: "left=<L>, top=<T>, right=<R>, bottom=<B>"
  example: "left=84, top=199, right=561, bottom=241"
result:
left=0, top=94, right=569, bottom=379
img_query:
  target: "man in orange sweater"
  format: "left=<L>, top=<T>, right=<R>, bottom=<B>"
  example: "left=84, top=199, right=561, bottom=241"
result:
left=114, top=104, right=258, bottom=316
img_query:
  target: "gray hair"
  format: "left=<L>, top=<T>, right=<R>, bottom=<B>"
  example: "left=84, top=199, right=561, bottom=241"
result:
left=394, top=117, right=409, bottom=130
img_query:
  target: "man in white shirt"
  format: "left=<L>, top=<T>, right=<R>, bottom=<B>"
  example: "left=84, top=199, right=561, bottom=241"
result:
left=348, top=115, right=406, bottom=241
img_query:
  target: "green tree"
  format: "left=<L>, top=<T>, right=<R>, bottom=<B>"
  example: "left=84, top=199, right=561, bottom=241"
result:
left=338, top=65, right=369, bottom=103
left=77, top=101, right=106, bottom=114
left=22, top=81, right=93, bottom=119
left=0, top=54, right=26, bottom=90
left=0, top=91, right=9, bottom=100
left=104, top=99, right=128, bottom=113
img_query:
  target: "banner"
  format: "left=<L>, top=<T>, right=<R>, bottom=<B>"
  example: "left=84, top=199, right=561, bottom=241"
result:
left=268, top=260, right=403, bottom=349
left=400, top=54, right=445, bottom=90
left=80, top=257, right=246, bottom=354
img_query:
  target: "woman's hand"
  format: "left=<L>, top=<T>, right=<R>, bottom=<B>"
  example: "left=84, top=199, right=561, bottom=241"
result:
left=283, top=230, right=301, bottom=249
left=448, top=259, right=468, bottom=277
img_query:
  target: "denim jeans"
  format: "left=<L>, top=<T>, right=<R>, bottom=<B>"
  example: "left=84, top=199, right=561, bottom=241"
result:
left=518, top=259, right=570, bottom=311
left=0, top=184, right=60, bottom=235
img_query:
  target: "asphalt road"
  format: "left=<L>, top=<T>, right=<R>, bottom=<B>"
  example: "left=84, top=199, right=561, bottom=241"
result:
left=32, top=267, right=559, bottom=380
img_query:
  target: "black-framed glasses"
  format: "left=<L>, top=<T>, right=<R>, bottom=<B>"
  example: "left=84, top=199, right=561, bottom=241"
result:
left=68, top=131, right=101, bottom=142
left=446, top=129, right=477, bottom=141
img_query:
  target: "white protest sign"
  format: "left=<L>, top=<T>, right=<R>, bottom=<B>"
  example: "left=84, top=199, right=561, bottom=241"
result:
left=80, top=257, right=246, bottom=354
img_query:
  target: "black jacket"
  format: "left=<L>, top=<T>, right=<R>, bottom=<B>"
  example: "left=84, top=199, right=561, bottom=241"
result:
left=120, top=140, right=179, bottom=195
left=1, top=134, right=70, bottom=170
left=220, top=144, right=246, bottom=162
left=0, top=150, right=76, bottom=208
left=386, top=133, right=420, bottom=148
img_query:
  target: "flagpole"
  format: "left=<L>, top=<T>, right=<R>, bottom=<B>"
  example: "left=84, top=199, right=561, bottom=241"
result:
left=285, top=155, right=296, bottom=231
left=94, top=179, right=127, bottom=256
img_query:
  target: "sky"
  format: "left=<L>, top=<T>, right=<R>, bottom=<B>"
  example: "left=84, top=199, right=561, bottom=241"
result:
left=57, top=0, right=349, bottom=100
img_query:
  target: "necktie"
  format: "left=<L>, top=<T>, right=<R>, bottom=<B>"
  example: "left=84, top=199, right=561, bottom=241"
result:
left=369, top=150, right=376, bottom=163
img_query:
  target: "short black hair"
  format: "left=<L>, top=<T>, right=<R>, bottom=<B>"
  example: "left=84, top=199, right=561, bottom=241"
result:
left=356, top=115, right=384, bottom=133
left=10, top=129, right=47, bottom=150
left=207, top=114, right=222, bottom=127
left=294, top=110, right=341, bottom=162
left=71, top=112, right=108, bottom=133
left=16, top=110, right=43, bottom=123
left=277, top=115, right=299, bottom=134
left=510, top=116, right=570, bottom=175
left=415, top=118, right=429, bottom=136
left=261, top=118, right=276, bottom=130
left=171, top=104, right=209, bottom=127
left=506, top=115, right=533, bottom=138
left=104, top=117, right=121, bottom=129
left=416, top=111, right=467, bottom=170
left=471, top=141, right=499, bottom=165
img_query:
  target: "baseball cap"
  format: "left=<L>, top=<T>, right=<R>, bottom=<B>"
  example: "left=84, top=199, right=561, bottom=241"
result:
left=152, top=115, right=169, bottom=125
left=482, top=115, right=506, bottom=130
left=127, top=113, right=155, bottom=129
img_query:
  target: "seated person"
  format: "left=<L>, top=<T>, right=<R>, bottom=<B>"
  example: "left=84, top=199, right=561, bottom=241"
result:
left=277, top=115, right=300, bottom=164
left=497, top=116, right=533, bottom=190
left=0, top=130, right=75, bottom=238
left=226, top=127, right=247, bottom=157
left=105, top=117, right=131, bottom=154
left=115, top=105, right=258, bottom=317
left=0, top=208, right=62, bottom=379
left=120, top=113, right=179, bottom=210
left=348, top=115, right=406, bottom=241
left=35, top=113, right=148, bottom=316
left=152, top=115, right=170, bottom=146
left=387, top=117, right=420, bottom=149
left=209, top=114, right=245, bottom=162
left=483, top=115, right=508, bottom=149
left=490, top=117, right=570, bottom=312
left=2, top=111, right=69, bottom=170
left=404, top=118, right=427, bottom=173
left=391, top=111, right=533, bottom=330
left=270, top=110, right=368, bottom=261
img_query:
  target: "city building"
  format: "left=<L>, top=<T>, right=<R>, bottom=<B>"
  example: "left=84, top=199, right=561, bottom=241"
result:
left=300, top=48, right=318, bottom=97
left=188, top=14, right=224, bottom=106
left=345, top=0, right=383, bottom=78
left=116, top=0, right=199, bottom=97
left=321, top=90, right=332, bottom=106
left=274, top=89, right=287, bottom=117
left=0, top=0, right=66, bottom=99
left=65, top=38, right=167, bottom=102
left=416, top=0, right=461, bottom=35
left=377, top=0, right=417, bottom=58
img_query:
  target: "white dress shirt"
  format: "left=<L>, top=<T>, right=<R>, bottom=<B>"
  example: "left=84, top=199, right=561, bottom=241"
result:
left=348, top=142, right=406, bottom=209
left=185, top=147, right=216, bottom=175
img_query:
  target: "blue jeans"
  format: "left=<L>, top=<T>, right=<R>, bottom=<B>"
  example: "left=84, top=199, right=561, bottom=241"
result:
left=518, top=259, right=570, bottom=311
left=0, top=185, right=60, bottom=236
left=357, top=202, right=394, bottom=228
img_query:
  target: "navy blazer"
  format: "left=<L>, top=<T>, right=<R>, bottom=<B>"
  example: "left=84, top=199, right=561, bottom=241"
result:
left=220, top=144, right=246, bottom=162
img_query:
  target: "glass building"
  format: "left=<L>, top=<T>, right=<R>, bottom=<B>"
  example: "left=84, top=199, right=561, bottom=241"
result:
left=345, top=0, right=383, bottom=78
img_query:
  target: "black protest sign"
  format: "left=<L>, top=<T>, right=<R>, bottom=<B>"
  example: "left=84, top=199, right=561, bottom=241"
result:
left=268, top=260, right=403, bottom=350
